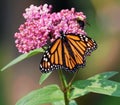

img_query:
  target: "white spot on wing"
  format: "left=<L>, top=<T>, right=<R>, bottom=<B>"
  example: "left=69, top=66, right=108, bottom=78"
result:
left=43, top=58, right=48, bottom=61
left=85, top=37, right=88, bottom=42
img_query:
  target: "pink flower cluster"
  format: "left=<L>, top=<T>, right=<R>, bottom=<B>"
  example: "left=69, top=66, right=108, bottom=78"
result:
left=14, top=4, right=86, bottom=53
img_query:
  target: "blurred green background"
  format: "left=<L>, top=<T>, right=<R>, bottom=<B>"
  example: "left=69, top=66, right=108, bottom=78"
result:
left=0, top=0, right=120, bottom=105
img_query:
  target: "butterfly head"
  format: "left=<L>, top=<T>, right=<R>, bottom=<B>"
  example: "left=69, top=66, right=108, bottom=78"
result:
left=59, top=30, right=67, bottom=41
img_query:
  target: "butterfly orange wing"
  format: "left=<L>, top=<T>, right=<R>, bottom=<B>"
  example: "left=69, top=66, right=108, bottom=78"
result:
left=39, top=34, right=97, bottom=73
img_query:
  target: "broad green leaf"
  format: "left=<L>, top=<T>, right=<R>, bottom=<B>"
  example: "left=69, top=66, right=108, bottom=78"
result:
left=88, top=71, right=118, bottom=80
left=52, top=100, right=65, bottom=105
left=69, top=100, right=78, bottom=105
left=70, top=87, right=89, bottom=99
left=1, top=48, right=45, bottom=71
left=16, top=85, right=64, bottom=105
left=73, top=79, right=120, bottom=97
left=87, top=80, right=120, bottom=97
left=70, top=71, right=119, bottom=99
left=39, top=72, right=52, bottom=84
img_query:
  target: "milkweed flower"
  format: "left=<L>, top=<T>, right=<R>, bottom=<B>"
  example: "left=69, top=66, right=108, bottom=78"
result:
left=14, top=4, right=86, bottom=53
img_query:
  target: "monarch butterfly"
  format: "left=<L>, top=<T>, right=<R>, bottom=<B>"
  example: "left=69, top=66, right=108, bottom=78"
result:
left=39, top=31, right=97, bottom=73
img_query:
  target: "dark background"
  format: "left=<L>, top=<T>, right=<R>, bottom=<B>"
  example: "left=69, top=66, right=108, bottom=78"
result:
left=0, top=0, right=120, bottom=105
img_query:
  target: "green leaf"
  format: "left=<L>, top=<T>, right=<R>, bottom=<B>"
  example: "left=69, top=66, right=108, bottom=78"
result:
left=88, top=79, right=120, bottom=97
left=73, top=79, right=120, bottom=97
left=73, top=77, right=120, bottom=97
left=88, top=71, right=118, bottom=80
left=70, top=71, right=119, bottom=99
left=39, top=72, right=52, bottom=84
left=69, top=100, right=78, bottom=105
left=1, top=48, right=45, bottom=71
left=16, top=85, right=64, bottom=105
left=52, top=100, right=65, bottom=105
left=70, top=87, right=89, bottom=99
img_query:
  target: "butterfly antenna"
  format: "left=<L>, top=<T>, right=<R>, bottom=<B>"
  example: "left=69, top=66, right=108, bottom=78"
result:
left=42, top=46, right=47, bottom=51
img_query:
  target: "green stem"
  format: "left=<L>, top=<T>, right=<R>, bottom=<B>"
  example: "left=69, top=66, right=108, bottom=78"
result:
left=58, top=70, right=69, bottom=105
left=68, top=70, right=79, bottom=87
left=58, top=70, right=79, bottom=105
left=58, top=70, right=67, bottom=89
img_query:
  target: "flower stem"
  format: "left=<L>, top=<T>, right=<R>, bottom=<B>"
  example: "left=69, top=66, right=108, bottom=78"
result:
left=58, top=70, right=79, bottom=105
left=68, top=70, right=79, bottom=87
left=58, top=70, right=69, bottom=105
